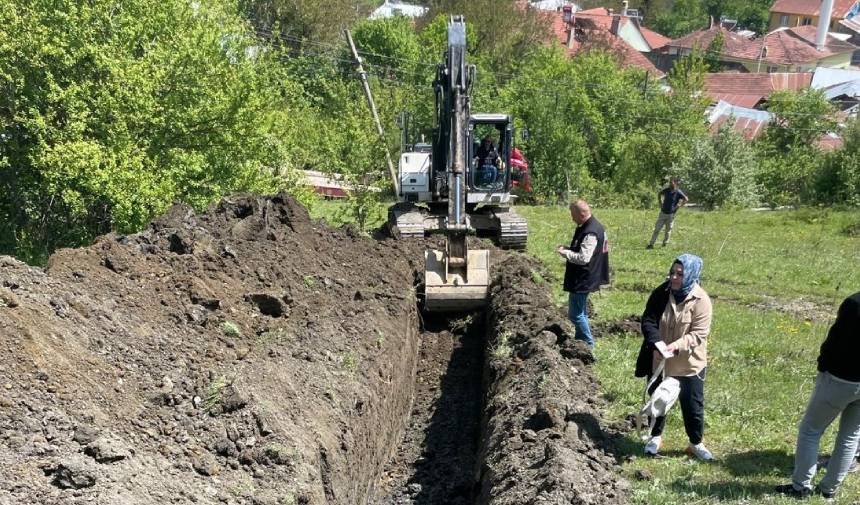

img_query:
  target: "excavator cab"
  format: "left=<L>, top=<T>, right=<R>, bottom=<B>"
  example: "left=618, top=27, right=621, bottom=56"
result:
left=468, top=116, right=513, bottom=195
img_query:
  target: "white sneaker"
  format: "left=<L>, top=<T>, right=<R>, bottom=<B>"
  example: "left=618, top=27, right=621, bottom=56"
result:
left=686, top=443, right=714, bottom=461
left=644, top=436, right=662, bottom=456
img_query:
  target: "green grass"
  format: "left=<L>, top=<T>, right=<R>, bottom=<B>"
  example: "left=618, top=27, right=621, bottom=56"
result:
left=520, top=205, right=860, bottom=504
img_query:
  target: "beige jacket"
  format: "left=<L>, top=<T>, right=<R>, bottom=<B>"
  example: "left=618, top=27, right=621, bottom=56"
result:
left=654, top=283, right=712, bottom=377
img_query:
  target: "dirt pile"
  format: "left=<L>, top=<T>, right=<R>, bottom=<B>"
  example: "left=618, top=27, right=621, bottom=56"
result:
left=0, top=193, right=629, bottom=505
left=0, top=194, right=421, bottom=504
left=477, top=256, right=630, bottom=504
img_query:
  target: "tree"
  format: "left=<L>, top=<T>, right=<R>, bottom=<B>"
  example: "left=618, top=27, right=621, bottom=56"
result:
left=239, top=0, right=377, bottom=48
left=651, top=0, right=709, bottom=39
left=423, top=0, right=551, bottom=73
left=755, top=89, right=834, bottom=206
left=0, top=0, right=312, bottom=263
left=673, top=123, right=760, bottom=209
left=815, top=117, right=860, bottom=206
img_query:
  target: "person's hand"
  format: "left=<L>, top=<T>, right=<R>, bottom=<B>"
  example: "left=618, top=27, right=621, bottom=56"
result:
left=556, top=245, right=567, bottom=257
left=665, top=342, right=679, bottom=355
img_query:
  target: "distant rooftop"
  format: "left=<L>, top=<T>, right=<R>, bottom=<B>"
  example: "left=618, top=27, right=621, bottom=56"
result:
left=668, top=25, right=858, bottom=66
left=769, top=0, right=859, bottom=18
left=369, top=0, right=428, bottom=20
left=530, top=0, right=580, bottom=11
left=704, top=72, right=812, bottom=107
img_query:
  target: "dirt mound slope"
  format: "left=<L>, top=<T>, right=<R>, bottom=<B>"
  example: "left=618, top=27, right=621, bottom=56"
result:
left=477, top=256, right=630, bottom=504
left=0, top=193, right=629, bottom=505
left=0, top=194, right=421, bottom=505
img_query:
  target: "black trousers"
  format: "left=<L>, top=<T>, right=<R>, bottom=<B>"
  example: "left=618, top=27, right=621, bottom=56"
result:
left=647, top=368, right=706, bottom=445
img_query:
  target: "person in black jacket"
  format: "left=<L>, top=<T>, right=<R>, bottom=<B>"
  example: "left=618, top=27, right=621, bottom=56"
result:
left=556, top=200, right=609, bottom=348
left=776, top=291, right=860, bottom=499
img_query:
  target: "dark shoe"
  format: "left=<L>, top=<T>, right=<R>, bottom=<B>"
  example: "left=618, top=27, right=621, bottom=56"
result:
left=661, top=243, right=668, bottom=247
left=815, top=486, right=835, bottom=500
left=645, top=244, right=654, bottom=250
left=775, top=483, right=812, bottom=498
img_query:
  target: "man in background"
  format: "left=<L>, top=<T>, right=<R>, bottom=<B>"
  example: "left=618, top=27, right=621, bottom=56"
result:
left=647, top=177, right=688, bottom=249
left=557, top=200, right=610, bottom=348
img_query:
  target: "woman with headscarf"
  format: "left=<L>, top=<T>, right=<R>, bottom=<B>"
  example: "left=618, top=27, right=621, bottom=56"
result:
left=635, top=254, right=714, bottom=460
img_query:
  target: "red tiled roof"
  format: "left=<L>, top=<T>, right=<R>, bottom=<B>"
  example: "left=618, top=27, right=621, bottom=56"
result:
left=641, top=26, right=672, bottom=50
left=669, top=26, right=754, bottom=53
left=703, top=72, right=812, bottom=106
left=711, top=115, right=769, bottom=139
left=817, top=134, right=845, bottom=150
left=548, top=11, right=664, bottom=76
left=769, top=0, right=859, bottom=19
left=668, top=25, right=857, bottom=66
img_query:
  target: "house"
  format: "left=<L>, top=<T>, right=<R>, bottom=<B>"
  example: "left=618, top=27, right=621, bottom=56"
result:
left=708, top=100, right=773, bottom=139
left=548, top=4, right=669, bottom=76
left=811, top=67, right=860, bottom=113
left=703, top=72, right=812, bottom=107
left=369, top=0, right=427, bottom=20
left=659, top=24, right=857, bottom=72
left=768, top=0, right=860, bottom=33
left=707, top=100, right=845, bottom=148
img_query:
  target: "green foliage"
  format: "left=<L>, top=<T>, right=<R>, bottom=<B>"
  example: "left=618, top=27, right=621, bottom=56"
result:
left=704, top=31, right=724, bottom=72
left=635, top=0, right=772, bottom=36
left=424, top=0, right=551, bottom=73
left=239, top=0, right=376, bottom=47
left=501, top=45, right=708, bottom=205
left=674, top=123, right=760, bottom=209
left=755, top=90, right=834, bottom=206
left=203, top=375, right=228, bottom=413
left=222, top=321, right=241, bottom=338
left=815, top=117, right=860, bottom=206
left=651, top=0, right=708, bottom=39
left=0, top=0, right=311, bottom=263
left=763, top=90, right=837, bottom=150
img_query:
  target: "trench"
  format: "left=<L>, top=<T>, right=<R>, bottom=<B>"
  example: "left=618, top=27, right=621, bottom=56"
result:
left=371, top=312, right=487, bottom=505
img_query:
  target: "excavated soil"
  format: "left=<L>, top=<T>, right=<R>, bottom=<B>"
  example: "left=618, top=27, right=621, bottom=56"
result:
left=0, top=193, right=629, bottom=505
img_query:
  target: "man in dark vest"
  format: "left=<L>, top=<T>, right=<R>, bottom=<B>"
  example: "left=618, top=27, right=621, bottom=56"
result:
left=556, top=200, right=610, bottom=348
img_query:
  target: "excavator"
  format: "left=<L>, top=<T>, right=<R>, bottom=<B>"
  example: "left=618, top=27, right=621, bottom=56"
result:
left=389, top=16, right=528, bottom=312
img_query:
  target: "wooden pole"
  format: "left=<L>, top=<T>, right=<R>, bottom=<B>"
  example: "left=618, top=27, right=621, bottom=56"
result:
left=344, top=29, right=399, bottom=195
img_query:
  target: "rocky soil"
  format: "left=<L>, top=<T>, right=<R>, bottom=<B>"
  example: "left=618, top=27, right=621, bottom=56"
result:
left=0, top=194, right=629, bottom=505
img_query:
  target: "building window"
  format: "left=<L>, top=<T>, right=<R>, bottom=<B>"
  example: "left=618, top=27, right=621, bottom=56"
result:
left=766, top=66, right=779, bottom=72
left=779, top=14, right=790, bottom=26
left=801, top=17, right=812, bottom=25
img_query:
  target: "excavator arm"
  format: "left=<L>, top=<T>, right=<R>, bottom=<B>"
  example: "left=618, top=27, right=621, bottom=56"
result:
left=423, top=17, right=490, bottom=312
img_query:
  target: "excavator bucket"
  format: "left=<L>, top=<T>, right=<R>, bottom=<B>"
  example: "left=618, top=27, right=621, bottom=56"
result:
left=423, top=248, right=490, bottom=312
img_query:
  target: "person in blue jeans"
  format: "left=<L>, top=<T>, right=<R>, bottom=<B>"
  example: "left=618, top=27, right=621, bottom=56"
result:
left=474, top=136, right=500, bottom=188
left=556, top=200, right=610, bottom=348
left=776, top=291, right=860, bottom=500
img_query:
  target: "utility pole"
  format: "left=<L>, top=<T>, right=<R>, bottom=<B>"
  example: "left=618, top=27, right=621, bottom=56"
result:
left=344, top=29, right=399, bottom=195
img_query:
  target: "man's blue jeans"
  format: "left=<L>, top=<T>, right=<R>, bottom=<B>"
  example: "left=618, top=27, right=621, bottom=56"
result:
left=568, top=292, right=594, bottom=348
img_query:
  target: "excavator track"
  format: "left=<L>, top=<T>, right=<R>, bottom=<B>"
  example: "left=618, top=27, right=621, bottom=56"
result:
left=388, top=203, right=428, bottom=239
left=495, top=208, right=528, bottom=250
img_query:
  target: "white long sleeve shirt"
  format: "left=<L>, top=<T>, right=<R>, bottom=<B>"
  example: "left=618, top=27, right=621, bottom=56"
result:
left=563, top=234, right=597, bottom=265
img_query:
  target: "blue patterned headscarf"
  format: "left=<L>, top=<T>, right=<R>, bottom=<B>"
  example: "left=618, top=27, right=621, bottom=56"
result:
left=670, top=253, right=703, bottom=302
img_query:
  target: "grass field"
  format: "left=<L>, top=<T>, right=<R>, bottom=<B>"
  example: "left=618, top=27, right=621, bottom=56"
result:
left=520, top=205, right=860, bottom=505
left=312, top=201, right=860, bottom=504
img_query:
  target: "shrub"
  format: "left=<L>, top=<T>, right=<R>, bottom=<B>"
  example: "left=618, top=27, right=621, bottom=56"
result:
left=674, top=124, right=760, bottom=209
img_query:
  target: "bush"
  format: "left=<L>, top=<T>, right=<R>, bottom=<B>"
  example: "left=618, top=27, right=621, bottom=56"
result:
left=674, top=124, right=760, bottom=209
left=814, top=118, right=860, bottom=206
